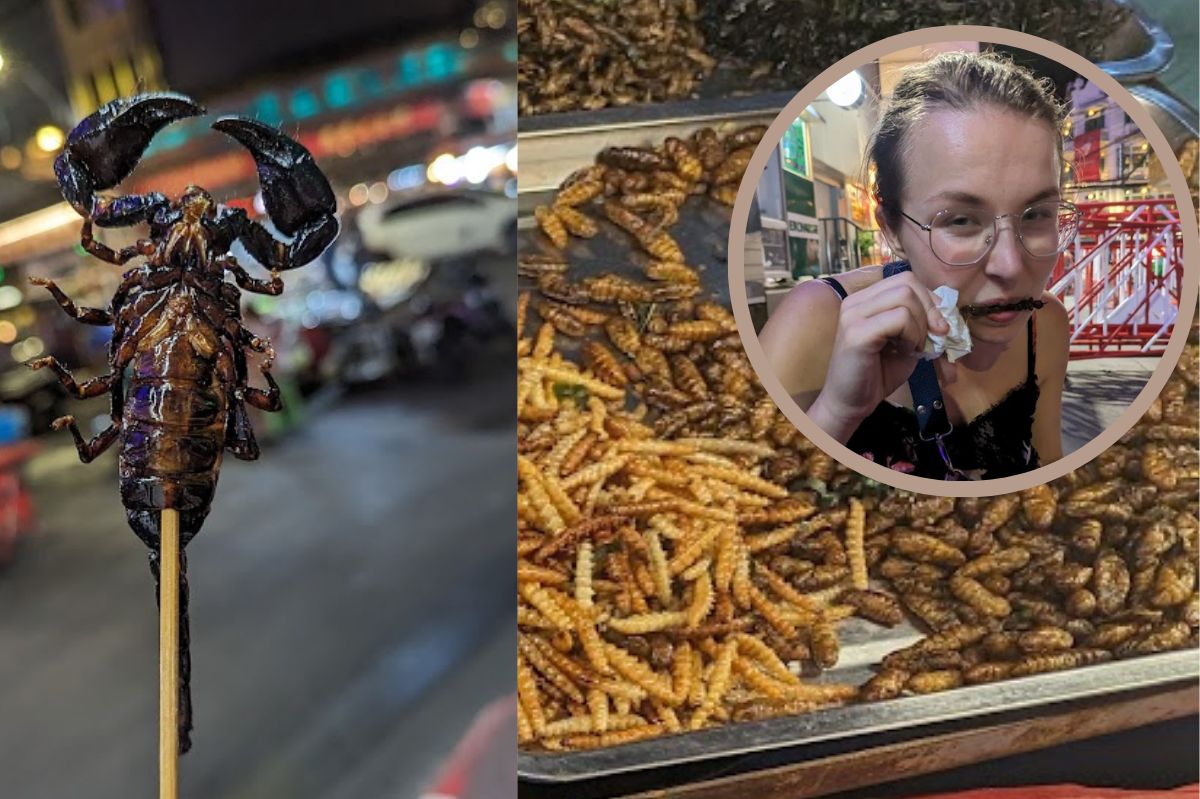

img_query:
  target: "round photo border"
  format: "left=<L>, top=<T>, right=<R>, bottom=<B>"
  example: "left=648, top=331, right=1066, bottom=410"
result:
left=727, top=25, right=1199, bottom=498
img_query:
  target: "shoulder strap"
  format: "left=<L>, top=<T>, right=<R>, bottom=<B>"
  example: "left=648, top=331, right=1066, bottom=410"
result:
left=1027, top=314, right=1037, bottom=382
left=817, top=276, right=848, bottom=300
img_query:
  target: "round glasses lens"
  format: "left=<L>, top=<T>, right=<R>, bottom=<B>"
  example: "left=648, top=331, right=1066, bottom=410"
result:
left=929, top=208, right=991, bottom=265
left=1019, top=201, right=1077, bottom=256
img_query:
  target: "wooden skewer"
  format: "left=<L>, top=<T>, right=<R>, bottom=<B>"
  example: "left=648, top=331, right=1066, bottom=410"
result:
left=160, top=508, right=180, bottom=799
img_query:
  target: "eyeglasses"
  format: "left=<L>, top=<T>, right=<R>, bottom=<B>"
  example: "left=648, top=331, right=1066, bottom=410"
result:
left=899, top=200, right=1082, bottom=267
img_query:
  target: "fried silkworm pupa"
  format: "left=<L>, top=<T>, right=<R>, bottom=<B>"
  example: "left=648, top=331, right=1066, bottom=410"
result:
left=1115, top=621, right=1192, bottom=657
left=553, top=205, right=599, bottom=238
left=692, top=127, right=727, bottom=170
left=709, top=185, right=739, bottom=205
left=711, top=146, right=755, bottom=186
left=1093, top=549, right=1132, bottom=615
left=664, top=136, right=703, bottom=182
left=518, top=253, right=569, bottom=278
left=964, top=662, right=1016, bottom=685
left=1019, top=484, right=1057, bottom=529
left=809, top=615, right=840, bottom=669
left=1017, top=627, right=1075, bottom=653
left=892, top=530, right=967, bottom=568
left=860, top=668, right=910, bottom=701
left=842, top=589, right=904, bottom=626
left=581, top=341, right=629, bottom=388
left=554, top=168, right=606, bottom=207
left=534, top=205, right=569, bottom=249
left=645, top=261, right=701, bottom=284
left=598, top=146, right=669, bottom=172
left=726, top=124, right=768, bottom=148
left=949, top=574, right=1011, bottom=618
left=536, top=301, right=588, bottom=337
left=1010, top=649, right=1112, bottom=677
left=907, top=670, right=963, bottom=694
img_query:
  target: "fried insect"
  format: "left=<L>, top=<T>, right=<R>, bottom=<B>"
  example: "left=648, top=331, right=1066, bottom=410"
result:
left=664, top=136, right=703, bottom=182
left=860, top=668, right=910, bottom=701
left=554, top=205, right=600, bottom=238
left=711, top=146, right=755, bottom=186
left=599, top=146, right=671, bottom=172
left=582, top=341, right=630, bottom=388
left=535, top=205, right=569, bottom=249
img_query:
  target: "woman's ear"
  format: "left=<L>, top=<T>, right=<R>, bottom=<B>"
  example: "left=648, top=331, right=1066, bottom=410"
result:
left=874, top=205, right=905, bottom=258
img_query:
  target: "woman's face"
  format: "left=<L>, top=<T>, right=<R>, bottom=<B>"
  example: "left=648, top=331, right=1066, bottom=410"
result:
left=881, top=106, right=1063, bottom=347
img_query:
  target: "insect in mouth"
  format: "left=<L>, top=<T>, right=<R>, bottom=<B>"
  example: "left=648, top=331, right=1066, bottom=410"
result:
left=960, top=298, right=1046, bottom=317
left=30, top=92, right=338, bottom=753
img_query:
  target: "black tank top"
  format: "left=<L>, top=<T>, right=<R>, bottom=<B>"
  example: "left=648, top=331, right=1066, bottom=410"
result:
left=818, top=274, right=1041, bottom=480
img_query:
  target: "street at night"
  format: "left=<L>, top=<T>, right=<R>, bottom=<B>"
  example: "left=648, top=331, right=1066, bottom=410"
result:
left=0, top=349, right=514, bottom=798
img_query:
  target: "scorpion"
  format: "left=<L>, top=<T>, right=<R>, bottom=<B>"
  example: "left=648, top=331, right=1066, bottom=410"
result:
left=29, top=92, right=339, bottom=752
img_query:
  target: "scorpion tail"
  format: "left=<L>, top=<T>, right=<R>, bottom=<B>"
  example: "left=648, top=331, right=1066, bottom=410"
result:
left=148, top=548, right=194, bottom=754
left=133, top=507, right=205, bottom=755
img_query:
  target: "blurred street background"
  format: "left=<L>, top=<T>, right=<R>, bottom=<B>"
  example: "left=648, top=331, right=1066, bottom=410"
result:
left=0, top=1, right=516, bottom=797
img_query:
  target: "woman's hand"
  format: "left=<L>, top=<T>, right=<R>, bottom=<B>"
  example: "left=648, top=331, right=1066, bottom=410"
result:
left=808, top=273, right=949, bottom=442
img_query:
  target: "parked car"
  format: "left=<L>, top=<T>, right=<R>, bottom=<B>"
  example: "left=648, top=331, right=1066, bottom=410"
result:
left=356, top=189, right=517, bottom=262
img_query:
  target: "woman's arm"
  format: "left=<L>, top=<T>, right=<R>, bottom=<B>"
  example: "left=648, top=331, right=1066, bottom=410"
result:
left=758, top=280, right=841, bottom=407
left=1031, top=294, right=1070, bottom=463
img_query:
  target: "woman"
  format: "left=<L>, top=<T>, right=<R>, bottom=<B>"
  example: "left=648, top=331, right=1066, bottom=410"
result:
left=760, top=51, right=1077, bottom=479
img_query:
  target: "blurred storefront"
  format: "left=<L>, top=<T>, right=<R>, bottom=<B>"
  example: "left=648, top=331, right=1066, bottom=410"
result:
left=0, top=0, right=518, bottom=435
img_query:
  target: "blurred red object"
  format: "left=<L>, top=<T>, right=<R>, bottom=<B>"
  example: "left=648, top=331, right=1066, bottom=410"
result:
left=0, top=440, right=40, bottom=566
left=421, top=694, right=515, bottom=799
left=918, top=786, right=1199, bottom=798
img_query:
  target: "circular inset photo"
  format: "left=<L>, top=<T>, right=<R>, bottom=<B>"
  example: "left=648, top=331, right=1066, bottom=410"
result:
left=730, top=37, right=1196, bottom=493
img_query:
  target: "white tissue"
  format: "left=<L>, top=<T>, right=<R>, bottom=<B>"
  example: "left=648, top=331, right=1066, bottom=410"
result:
left=922, top=285, right=973, bottom=363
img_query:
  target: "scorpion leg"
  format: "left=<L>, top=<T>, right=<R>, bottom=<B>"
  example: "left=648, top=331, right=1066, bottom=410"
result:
left=81, top=217, right=156, bottom=265
left=28, top=357, right=116, bottom=399
left=243, top=367, right=282, bottom=412
left=237, top=328, right=282, bottom=411
left=218, top=348, right=261, bottom=461
left=27, top=275, right=113, bottom=324
left=48, top=415, right=119, bottom=463
left=219, top=255, right=283, bottom=296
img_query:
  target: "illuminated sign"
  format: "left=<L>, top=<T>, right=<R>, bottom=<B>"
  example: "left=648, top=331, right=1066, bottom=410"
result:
left=781, top=118, right=811, bottom=179
left=144, top=39, right=511, bottom=156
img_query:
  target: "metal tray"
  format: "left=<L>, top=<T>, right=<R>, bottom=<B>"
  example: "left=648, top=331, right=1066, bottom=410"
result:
left=516, top=102, right=1199, bottom=796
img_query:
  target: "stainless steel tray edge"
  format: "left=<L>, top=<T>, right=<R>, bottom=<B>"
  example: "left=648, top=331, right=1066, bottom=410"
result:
left=518, top=649, right=1200, bottom=783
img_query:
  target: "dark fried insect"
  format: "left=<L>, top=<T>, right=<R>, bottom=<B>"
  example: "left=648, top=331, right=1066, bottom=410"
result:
left=961, top=298, right=1045, bottom=317
left=842, top=589, right=904, bottom=626
left=726, top=124, right=768, bottom=148
left=538, top=301, right=588, bottom=337
left=35, top=94, right=338, bottom=754
left=1010, top=648, right=1112, bottom=676
left=581, top=341, right=629, bottom=388
left=892, top=530, right=966, bottom=568
left=598, top=146, right=670, bottom=172
left=711, top=146, right=755, bottom=186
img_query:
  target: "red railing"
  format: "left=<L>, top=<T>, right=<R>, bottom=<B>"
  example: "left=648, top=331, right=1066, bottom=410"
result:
left=1047, top=199, right=1182, bottom=358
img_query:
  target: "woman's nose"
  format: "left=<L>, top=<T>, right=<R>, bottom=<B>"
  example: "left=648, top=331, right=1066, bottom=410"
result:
left=981, top=218, right=1028, bottom=281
